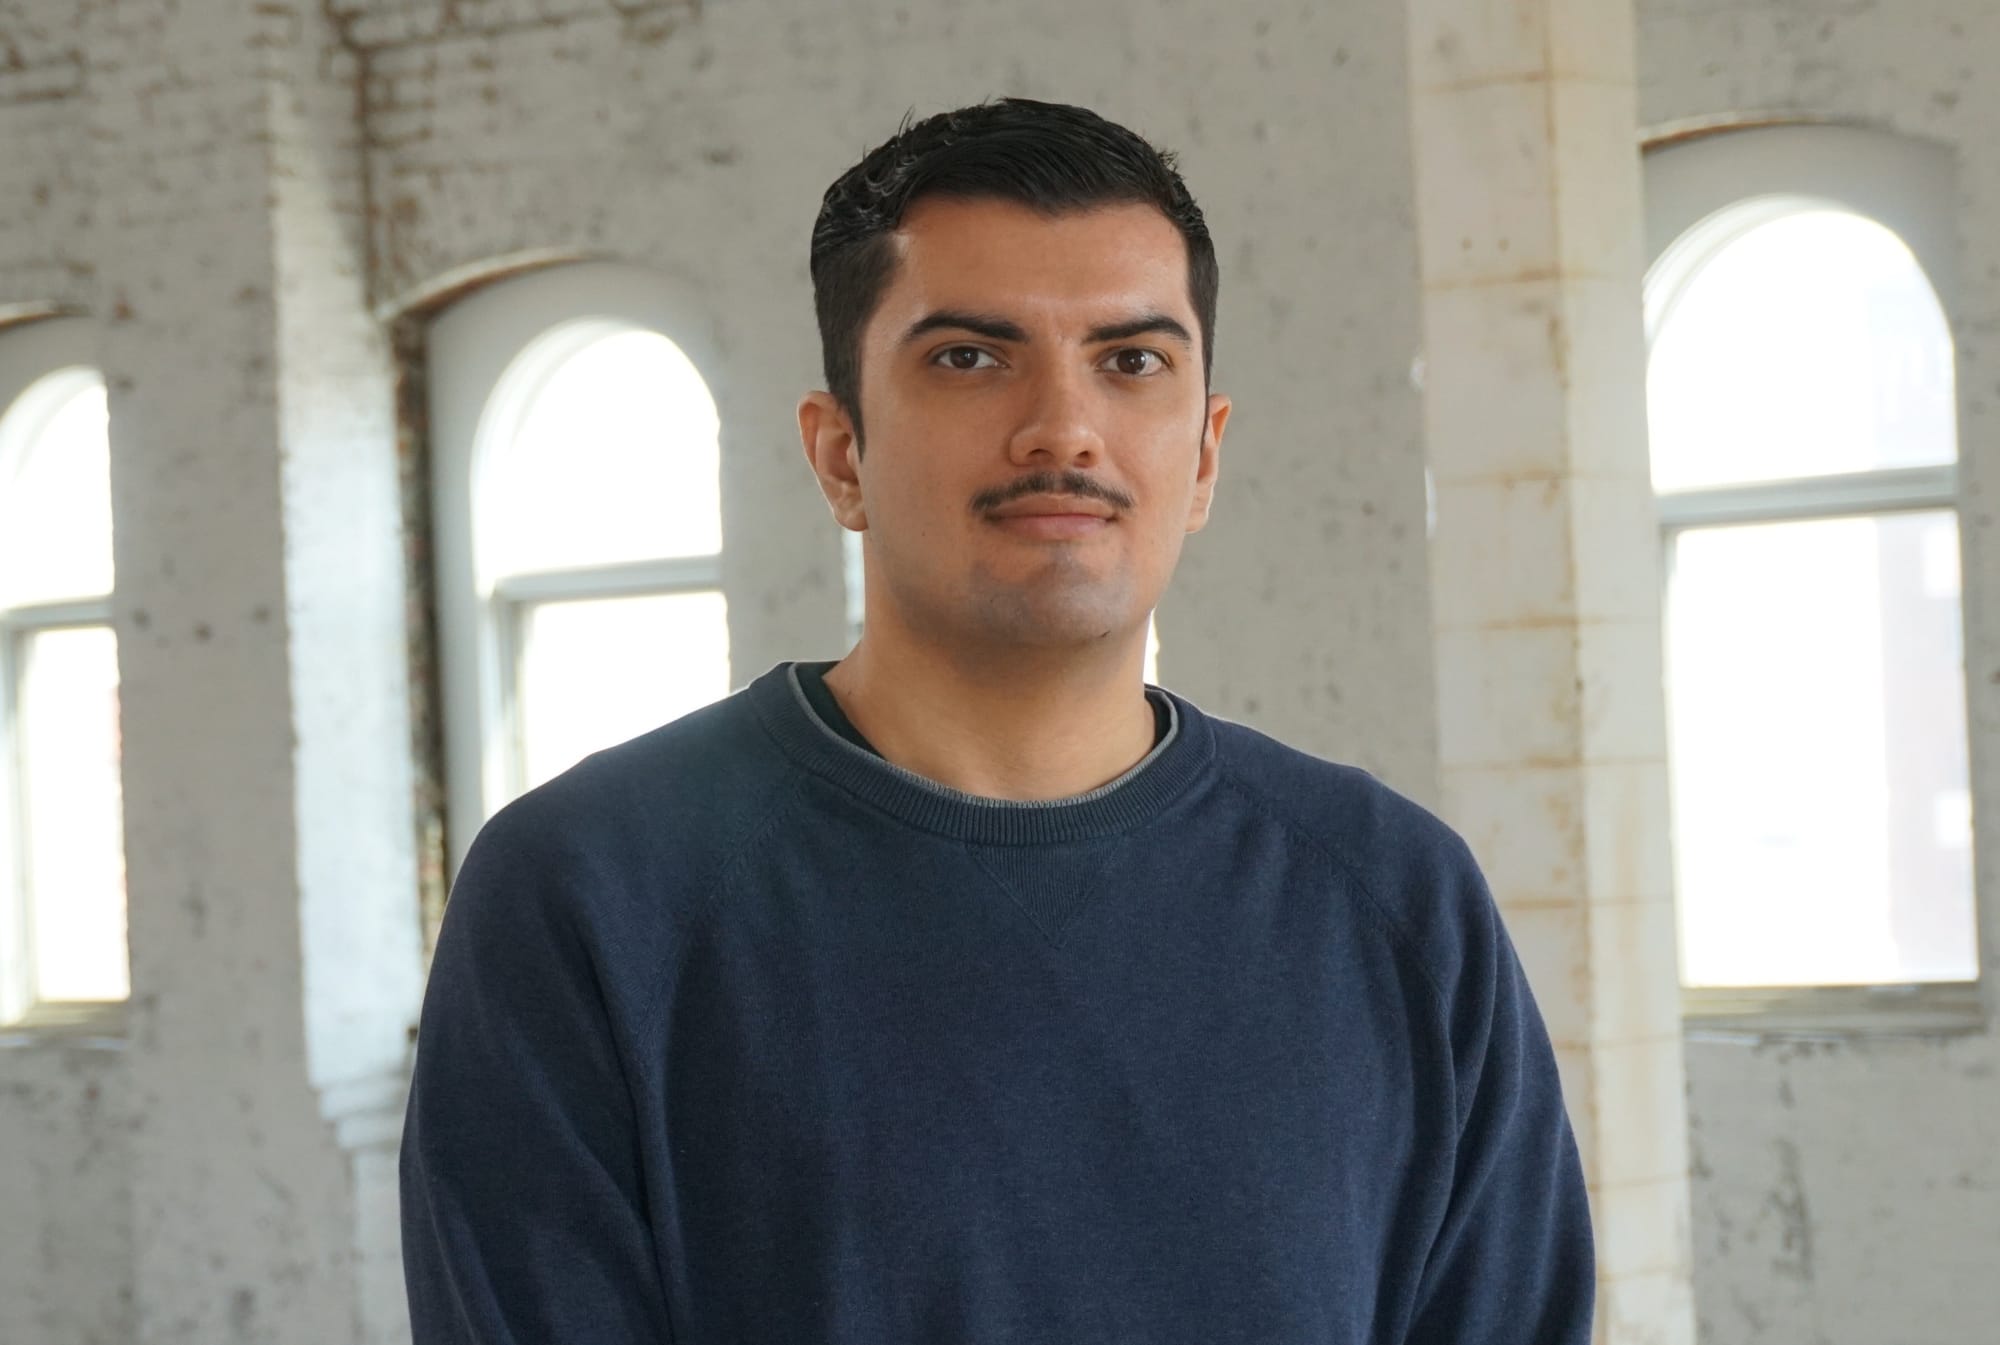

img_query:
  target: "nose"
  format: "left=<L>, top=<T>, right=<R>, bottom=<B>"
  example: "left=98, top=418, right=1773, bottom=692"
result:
left=1006, top=363, right=1104, bottom=469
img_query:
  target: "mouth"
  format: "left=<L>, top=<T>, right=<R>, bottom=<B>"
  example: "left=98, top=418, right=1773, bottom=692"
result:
left=986, top=512, right=1114, bottom=541
left=984, top=497, right=1117, bottom=541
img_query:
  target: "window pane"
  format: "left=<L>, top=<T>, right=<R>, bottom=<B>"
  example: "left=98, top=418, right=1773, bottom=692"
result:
left=842, top=529, right=866, bottom=649
left=483, top=327, right=721, bottom=579
left=517, top=591, right=730, bottom=791
left=17, top=624, right=129, bottom=1002
left=1647, top=210, right=1955, bottom=492
left=1667, top=511, right=1976, bottom=987
left=0, top=376, right=114, bottom=607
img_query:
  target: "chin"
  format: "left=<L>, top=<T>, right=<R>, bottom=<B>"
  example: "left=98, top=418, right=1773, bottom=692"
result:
left=966, top=592, right=1141, bottom=651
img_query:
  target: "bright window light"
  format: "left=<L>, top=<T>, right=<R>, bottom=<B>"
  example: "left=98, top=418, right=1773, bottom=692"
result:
left=1647, top=200, right=1977, bottom=991
left=1666, top=512, right=1976, bottom=986
left=16, top=625, right=128, bottom=1002
left=0, top=375, right=112, bottom=607
left=0, top=359, right=126, bottom=1021
left=517, top=591, right=730, bottom=791
left=473, top=319, right=730, bottom=797
left=481, top=326, right=721, bottom=582
left=1648, top=209, right=1956, bottom=493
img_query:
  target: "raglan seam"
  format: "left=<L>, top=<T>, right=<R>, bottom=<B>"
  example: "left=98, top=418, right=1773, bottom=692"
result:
left=629, top=769, right=812, bottom=1048
left=606, top=767, right=809, bottom=1345
left=1212, top=765, right=1456, bottom=1019
left=1213, top=760, right=1473, bottom=1142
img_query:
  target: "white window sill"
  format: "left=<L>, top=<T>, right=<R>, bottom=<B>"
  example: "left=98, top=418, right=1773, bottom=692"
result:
left=1684, top=981, right=1986, bottom=1041
left=0, top=1000, right=128, bottom=1050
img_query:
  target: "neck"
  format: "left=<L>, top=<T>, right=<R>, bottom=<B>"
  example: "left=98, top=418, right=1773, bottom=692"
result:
left=823, top=616, right=1155, bottom=803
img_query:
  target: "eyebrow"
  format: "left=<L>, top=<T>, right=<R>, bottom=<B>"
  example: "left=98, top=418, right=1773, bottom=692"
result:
left=1084, top=313, right=1195, bottom=348
left=901, top=310, right=1028, bottom=346
left=899, top=308, right=1196, bottom=350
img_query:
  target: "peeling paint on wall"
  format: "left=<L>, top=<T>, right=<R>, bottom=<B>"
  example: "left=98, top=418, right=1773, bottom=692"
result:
left=0, top=1047, right=135, bottom=1344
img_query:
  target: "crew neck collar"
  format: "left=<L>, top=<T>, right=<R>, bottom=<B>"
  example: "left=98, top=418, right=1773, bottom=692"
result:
left=745, top=661, right=1215, bottom=846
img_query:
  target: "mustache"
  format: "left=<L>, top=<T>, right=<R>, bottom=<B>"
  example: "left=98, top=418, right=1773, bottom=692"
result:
left=970, top=470, right=1134, bottom=515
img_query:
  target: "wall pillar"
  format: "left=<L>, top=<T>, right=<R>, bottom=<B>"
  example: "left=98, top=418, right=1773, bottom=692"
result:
left=1405, top=2, right=1696, bottom=1341
left=86, top=1, right=423, bottom=1339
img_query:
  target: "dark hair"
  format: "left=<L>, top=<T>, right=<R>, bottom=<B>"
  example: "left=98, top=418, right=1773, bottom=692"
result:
left=810, top=98, right=1219, bottom=444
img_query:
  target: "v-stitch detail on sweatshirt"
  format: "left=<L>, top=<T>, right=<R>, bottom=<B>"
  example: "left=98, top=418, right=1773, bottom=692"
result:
left=966, top=838, right=1125, bottom=947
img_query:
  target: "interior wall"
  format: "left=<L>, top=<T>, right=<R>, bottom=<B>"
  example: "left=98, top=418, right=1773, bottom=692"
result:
left=1635, top=3, right=2000, bottom=1340
left=0, top=1047, right=132, bottom=1344
left=0, top=2, right=134, bottom=1342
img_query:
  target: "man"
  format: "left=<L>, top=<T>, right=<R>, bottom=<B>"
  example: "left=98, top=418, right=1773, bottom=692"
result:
left=401, top=98, right=1593, bottom=1343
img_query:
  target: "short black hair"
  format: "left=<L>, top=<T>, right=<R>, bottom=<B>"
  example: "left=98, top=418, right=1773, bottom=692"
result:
left=810, top=98, right=1218, bottom=445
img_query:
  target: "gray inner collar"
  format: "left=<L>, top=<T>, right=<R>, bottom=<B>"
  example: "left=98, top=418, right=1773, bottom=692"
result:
left=784, top=663, right=1180, bottom=811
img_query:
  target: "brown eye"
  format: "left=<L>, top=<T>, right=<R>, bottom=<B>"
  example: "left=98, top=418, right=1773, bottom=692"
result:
left=937, top=346, right=997, bottom=371
left=1113, top=349, right=1163, bottom=376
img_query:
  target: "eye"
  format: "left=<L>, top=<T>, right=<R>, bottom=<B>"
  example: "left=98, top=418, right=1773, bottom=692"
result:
left=1106, top=348, right=1168, bottom=377
left=934, top=346, right=1000, bottom=371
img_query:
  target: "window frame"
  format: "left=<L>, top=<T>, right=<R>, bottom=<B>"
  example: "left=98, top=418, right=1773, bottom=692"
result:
left=0, top=316, right=127, bottom=1037
left=1643, top=123, right=1985, bottom=1036
left=427, top=262, right=730, bottom=881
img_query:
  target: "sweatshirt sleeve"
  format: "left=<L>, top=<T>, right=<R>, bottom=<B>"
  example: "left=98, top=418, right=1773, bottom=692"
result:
left=399, top=807, right=675, bottom=1344
left=1405, top=852, right=1596, bottom=1344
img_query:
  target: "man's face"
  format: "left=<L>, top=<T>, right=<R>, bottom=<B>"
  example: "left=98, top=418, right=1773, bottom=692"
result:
left=802, top=196, right=1229, bottom=661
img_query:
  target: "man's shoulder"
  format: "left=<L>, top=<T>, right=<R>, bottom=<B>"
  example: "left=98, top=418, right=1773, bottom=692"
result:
left=1203, top=711, right=1463, bottom=863
left=1200, top=710, right=1496, bottom=1003
left=465, top=685, right=797, bottom=902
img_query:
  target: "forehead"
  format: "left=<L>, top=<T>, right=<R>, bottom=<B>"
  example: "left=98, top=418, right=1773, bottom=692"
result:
left=874, top=196, right=1193, bottom=329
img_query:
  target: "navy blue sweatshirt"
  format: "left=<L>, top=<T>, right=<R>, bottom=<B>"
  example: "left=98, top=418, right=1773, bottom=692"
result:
left=400, top=662, right=1593, bottom=1343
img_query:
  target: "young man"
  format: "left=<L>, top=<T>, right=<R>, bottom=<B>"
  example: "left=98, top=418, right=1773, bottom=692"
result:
left=401, top=99, right=1594, bottom=1343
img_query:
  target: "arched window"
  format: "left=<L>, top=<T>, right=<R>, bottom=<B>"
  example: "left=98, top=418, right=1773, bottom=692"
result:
left=1643, top=126, right=1977, bottom=1005
left=429, top=264, right=730, bottom=876
left=0, top=318, right=127, bottom=1027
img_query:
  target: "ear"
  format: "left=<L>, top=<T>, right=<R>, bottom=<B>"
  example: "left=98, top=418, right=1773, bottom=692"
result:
left=799, top=391, right=867, bottom=532
left=1184, top=392, right=1230, bottom=534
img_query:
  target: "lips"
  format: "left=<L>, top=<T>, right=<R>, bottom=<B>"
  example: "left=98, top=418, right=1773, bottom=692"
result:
left=985, top=498, right=1114, bottom=541
left=985, top=495, right=1116, bottom=521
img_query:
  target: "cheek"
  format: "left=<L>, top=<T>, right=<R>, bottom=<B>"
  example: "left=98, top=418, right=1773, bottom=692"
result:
left=861, top=449, right=969, bottom=545
left=1128, top=418, right=1204, bottom=498
left=865, top=407, right=994, bottom=514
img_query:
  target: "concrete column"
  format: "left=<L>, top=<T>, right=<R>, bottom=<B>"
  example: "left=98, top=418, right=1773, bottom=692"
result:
left=1405, top=2, right=1696, bottom=1342
left=86, top=1, right=422, bottom=1339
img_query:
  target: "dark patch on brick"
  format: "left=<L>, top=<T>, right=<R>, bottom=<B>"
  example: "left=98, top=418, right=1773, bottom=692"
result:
left=1766, top=1138, right=1815, bottom=1282
left=344, top=0, right=697, bottom=53
left=391, top=315, right=451, bottom=952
